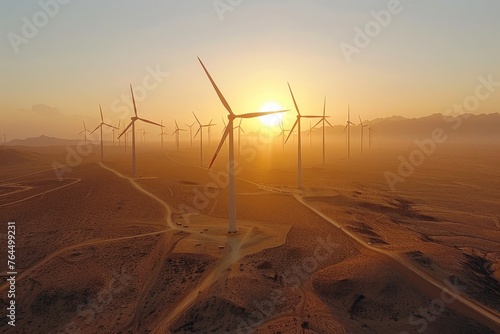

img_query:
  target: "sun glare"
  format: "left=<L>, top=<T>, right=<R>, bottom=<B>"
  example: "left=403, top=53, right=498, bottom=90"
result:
left=259, top=102, right=284, bottom=127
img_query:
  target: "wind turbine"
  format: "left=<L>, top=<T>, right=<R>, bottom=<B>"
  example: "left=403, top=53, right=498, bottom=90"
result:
left=117, top=84, right=163, bottom=177
left=278, top=121, right=288, bottom=152
left=307, top=121, right=317, bottom=149
left=234, top=119, right=245, bottom=156
left=198, top=57, right=287, bottom=233
left=207, top=119, right=217, bottom=147
left=78, top=121, right=91, bottom=145
left=368, top=122, right=376, bottom=149
left=159, top=120, right=168, bottom=151
left=193, top=112, right=216, bottom=167
left=172, top=120, right=186, bottom=152
left=343, top=105, right=355, bottom=159
left=285, top=83, right=324, bottom=188
left=185, top=121, right=196, bottom=148
left=312, top=96, right=333, bottom=165
left=89, top=105, right=118, bottom=162
left=142, top=128, right=148, bottom=144
left=358, top=115, right=369, bottom=154
left=112, top=120, right=121, bottom=146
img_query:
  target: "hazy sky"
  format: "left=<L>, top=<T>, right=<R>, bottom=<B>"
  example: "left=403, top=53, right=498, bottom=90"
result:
left=1, top=0, right=500, bottom=139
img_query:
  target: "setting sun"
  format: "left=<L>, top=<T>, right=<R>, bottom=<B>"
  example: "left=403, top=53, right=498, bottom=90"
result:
left=259, top=102, right=284, bottom=127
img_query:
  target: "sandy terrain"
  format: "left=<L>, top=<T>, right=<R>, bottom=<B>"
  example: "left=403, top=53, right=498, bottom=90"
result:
left=0, top=138, right=499, bottom=333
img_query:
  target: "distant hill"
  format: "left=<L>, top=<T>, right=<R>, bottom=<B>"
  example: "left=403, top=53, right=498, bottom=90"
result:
left=5, top=135, right=80, bottom=147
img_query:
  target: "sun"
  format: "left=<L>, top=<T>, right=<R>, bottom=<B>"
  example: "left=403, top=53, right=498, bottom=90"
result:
left=259, top=102, right=284, bottom=127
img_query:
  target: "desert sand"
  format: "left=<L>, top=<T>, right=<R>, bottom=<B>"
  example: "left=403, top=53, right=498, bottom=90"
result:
left=0, top=133, right=499, bottom=333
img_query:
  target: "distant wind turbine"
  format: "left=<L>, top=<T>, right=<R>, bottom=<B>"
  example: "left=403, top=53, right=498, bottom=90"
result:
left=285, top=83, right=324, bottom=188
left=359, top=115, right=368, bottom=154
left=159, top=120, right=168, bottom=151
left=278, top=121, right=288, bottom=152
left=90, top=105, right=118, bottom=162
left=172, top=120, right=186, bottom=152
left=78, top=121, right=91, bottom=145
left=312, top=96, right=333, bottom=165
left=185, top=121, right=196, bottom=148
left=117, top=84, right=163, bottom=177
left=207, top=119, right=217, bottom=147
left=234, top=119, right=245, bottom=156
left=193, top=112, right=216, bottom=167
left=199, top=57, right=287, bottom=233
left=343, top=105, right=355, bottom=159
left=112, top=120, right=121, bottom=146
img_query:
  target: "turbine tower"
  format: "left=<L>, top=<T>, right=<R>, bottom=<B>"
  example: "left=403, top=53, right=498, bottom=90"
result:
left=90, top=105, right=118, bottom=162
left=78, top=121, right=91, bottom=145
left=312, top=96, right=333, bottom=165
left=193, top=112, right=216, bottom=167
left=359, top=115, right=368, bottom=154
left=199, top=57, right=286, bottom=233
left=343, top=105, right=355, bottom=159
left=285, top=82, right=323, bottom=188
left=117, top=85, right=163, bottom=177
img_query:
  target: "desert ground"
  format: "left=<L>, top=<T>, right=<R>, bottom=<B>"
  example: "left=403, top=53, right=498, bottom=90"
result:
left=0, top=133, right=499, bottom=333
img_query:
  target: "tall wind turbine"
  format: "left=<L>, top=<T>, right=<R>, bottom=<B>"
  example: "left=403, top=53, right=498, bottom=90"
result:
left=159, top=120, right=168, bottom=151
left=193, top=112, right=216, bottom=167
left=234, top=119, right=245, bottom=156
left=90, top=105, right=118, bottom=162
left=185, top=121, right=196, bottom=148
left=358, top=115, right=368, bottom=154
left=343, top=105, right=355, bottom=159
left=172, top=120, right=186, bottom=152
left=78, top=121, right=91, bottom=145
left=142, top=128, right=148, bottom=144
left=199, top=57, right=287, bottom=233
left=285, top=83, right=323, bottom=188
left=312, top=96, right=333, bottom=165
left=117, top=84, right=163, bottom=177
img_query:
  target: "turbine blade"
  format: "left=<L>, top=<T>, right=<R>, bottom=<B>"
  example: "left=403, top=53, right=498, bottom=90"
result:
left=175, top=119, right=179, bottom=129
left=99, top=104, right=104, bottom=122
left=287, top=82, right=301, bottom=116
left=138, top=118, right=163, bottom=127
left=192, top=111, right=201, bottom=125
left=358, top=115, right=362, bottom=125
left=240, top=127, right=245, bottom=134
left=103, top=123, right=118, bottom=129
left=285, top=120, right=298, bottom=143
left=194, top=128, right=201, bottom=139
left=118, top=121, right=134, bottom=139
left=343, top=124, right=348, bottom=133
left=197, top=57, right=234, bottom=115
left=323, top=95, right=326, bottom=117
left=209, top=125, right=231, bottom=169
left=89, top=125, right=101, bottom=135
left=302, top=115, right=324, bottom=119
left=312, top=119, right=323, bottom=129
left=130, top=84, right=138, bottom=117
left=238, top=110, right=287, bottom=119
left=325, top=119, right=334, bottom=128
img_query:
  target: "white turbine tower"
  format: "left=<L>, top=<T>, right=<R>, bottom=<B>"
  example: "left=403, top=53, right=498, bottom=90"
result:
left=90, top=105, right=118, bottom=162
left=193, top=112, right=216, bottom=167
left=199, top=57, right=287, bottom=233
left=78, top=121, right=91, bottom=145
left=343, top=105, right=355, bottom=159
left=312, top=96, right=333, bottom=165
left=117, top=85, right=163, bottom=177
left=359, top=115, right=368, bottom=154
left=285, top=83, right=324, bottom=188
